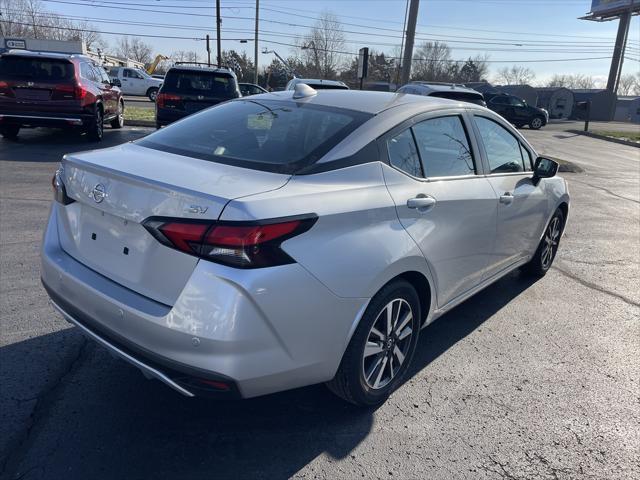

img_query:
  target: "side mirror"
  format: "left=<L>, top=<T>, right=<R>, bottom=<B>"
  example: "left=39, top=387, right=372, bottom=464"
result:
left=532, top=157, right=559, bottom=186
left=110, top=78, right=121, bottom=87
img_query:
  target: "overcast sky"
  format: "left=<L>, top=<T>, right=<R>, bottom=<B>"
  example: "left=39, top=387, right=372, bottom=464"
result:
left=43, top=0, right=640, bottom=84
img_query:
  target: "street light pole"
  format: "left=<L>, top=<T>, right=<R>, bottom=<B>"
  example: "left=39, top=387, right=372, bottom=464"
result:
left=254, top=0, right=259, bottom=84
left=400, top=0, right=420, bottom=86
left=216, top=0, right=222, bottom=66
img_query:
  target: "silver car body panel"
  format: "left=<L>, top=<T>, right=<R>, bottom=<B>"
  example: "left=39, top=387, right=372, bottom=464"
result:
left=41, top=91, right=570, bottom=398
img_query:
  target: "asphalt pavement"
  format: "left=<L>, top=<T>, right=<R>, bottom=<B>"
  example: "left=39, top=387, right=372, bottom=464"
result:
left=0, top=125, right=638, bottom=480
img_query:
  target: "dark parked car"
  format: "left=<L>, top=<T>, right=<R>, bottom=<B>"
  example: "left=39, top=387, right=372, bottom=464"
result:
left=0, top=50, right=124, bottom=141
left=155, top=64, right=240, bottom=128
left=239, top=82, right=268, bottom=96
left=397, top=82, right=486, bottom=106
left=485, top=93, right=549, bottom=130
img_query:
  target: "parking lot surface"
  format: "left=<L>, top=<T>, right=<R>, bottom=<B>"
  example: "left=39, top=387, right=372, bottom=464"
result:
left=1, top=126, right=638, bottom=480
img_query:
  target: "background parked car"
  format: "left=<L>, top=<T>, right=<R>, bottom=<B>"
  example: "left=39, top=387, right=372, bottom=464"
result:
left=155, top=64, right=240, bottom=128
left=285, top=78, right=349, bottom=90
left=397, top=82, right=486, bottom=106
left=239, top=82, right=268, bottom=96
left=485, top=92, right=549, bottom=129
left=0, top=50, right=124, bottom=141
left=107, top=66, right=163, bottom=101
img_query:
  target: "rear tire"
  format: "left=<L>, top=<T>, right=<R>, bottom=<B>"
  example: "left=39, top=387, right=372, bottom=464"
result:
left=326, top=279, right=421, bottom=407
left=529, top=116, right=544, bottom=130
left=147, top=88, right=158, bottom=102
left=1, top=125, right=20, bottom=140
left=110, top=100, right=124, bottom=128
left=522, top=208, right=564, bottom=277
left=87, top=106, right=104, bottom=142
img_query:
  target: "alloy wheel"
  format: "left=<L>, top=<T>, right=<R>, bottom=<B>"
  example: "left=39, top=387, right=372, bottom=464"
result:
left=541, top=216, right=561, bottom=269
left=531, top=117, right=543, bottom=129
left=362, top=298, right=414, bottom=390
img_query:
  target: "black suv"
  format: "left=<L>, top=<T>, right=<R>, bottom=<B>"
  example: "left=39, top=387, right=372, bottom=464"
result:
left=156, top=64, right=240, bottom=128
left=485, top=93, right=548, bottom=130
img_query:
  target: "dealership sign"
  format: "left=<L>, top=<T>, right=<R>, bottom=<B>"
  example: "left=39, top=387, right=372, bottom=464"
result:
left=5, top=39, right=27, bottom=49
left=590, top=0, right=640, bottom=14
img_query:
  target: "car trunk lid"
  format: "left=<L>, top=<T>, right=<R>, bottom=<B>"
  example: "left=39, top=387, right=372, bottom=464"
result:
left=56, top=143, right=290, bottom=305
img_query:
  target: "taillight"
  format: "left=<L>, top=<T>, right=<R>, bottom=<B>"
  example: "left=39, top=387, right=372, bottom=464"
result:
left=143, top=215, right=317, bottom=268
left=0, top=80, right=13, bottom=97
left=75, top=84, right=88, bottom=103
left=51, top=167, right=74, bottom=205
left=156, top=93, right=181, bottom=108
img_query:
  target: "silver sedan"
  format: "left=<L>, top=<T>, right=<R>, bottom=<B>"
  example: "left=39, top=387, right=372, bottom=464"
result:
left=42, top=85, right=569, bottom=406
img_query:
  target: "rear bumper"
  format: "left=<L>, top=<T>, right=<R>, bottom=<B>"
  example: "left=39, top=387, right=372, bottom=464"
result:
left=0, top=112, right=93, bottom=128
left=41, top=204, right=367, bottom=398
left=155, top=108, right=188, bottom=127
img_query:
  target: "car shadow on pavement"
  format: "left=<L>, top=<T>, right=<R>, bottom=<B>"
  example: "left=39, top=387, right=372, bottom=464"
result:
left=1, top=270, right=539, bottom=479
left=0, top=127, right=150, bottom=163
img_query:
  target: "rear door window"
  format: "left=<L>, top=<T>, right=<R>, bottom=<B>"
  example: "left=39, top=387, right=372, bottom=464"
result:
left=163, top=70, right=237, bottom=98
left=412, top=116, right=475, bottom=177
left=0, top=56, right=74, bottom=82
left=387, top=129, right=423, bottom=178
left=80, top=63, right=98, bottom=82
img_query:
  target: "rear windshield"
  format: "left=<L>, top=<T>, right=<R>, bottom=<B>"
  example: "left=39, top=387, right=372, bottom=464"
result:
left=163, top=70, right=238, bottom=98
left=431, top=91, right=485, bottom=105
left=138, top=99, right=371, bottom=174
left=0, top=56, right=74, bottom=82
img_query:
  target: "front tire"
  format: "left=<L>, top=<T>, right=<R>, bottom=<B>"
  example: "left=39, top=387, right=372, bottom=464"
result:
left=147, top=88, right=158, bottom=102
left=529, top=116, right=544, bottom=130
left=522, top=208, right=564, bottom=277
left=110, top=100, right=124, bottom=128
left=327, top=279, right=421, bottom=406
left=1, top=125, right=20, bottom=140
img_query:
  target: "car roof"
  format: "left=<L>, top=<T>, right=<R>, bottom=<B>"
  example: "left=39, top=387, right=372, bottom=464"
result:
left=240, top=89, right=460, bottom=115
left=401, top=82, right=483, bottom=96
left=1, top=50, right=89, bottom=61
left=167, top=65, right=234, bottom=75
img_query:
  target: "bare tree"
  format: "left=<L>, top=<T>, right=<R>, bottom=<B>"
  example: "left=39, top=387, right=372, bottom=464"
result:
left=545, top=73, right=596, bottom=89
left=618, top=74, right=638, bottom=96
left=1, top=0, right=105, bottom=51
left=494, top=65, right=536, bottom=85
left=411, top=41, right=452, bottom=82
left=296, top=11, right=346, bottom=79
left=171, top=50, right=199, bottom=63
left=115, top=37, right=153, bottom=64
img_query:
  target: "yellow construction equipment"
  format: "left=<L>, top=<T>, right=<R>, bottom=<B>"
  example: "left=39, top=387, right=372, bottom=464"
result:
left=147, top=55, right=169, bottom=75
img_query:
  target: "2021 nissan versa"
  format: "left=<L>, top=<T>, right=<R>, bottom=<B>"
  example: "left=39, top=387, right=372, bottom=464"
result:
left=42, top=85, right=569, bottom=406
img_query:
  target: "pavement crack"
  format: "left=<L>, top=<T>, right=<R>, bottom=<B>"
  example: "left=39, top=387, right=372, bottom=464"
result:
left=569, top=179, right=640, bottom=204
left=552, top=265, right=640, bottom=308
left=0, top=337, right=89, bottom=479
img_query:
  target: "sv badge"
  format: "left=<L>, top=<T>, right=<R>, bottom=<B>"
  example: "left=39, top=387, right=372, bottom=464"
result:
left=185, top=205, right=208, bottom=215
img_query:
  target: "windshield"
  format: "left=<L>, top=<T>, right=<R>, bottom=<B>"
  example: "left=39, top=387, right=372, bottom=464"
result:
left=138, top=99, right=371, bottom=173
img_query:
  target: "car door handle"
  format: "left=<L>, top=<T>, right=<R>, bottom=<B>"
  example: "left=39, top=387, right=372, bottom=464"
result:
left=407, top=196, right=436, bottom=212
left=499, top=192, right=514, bottom=205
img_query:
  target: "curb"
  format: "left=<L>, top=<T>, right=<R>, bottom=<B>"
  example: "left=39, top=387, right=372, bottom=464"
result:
left=568, top=130, right=639, bottom=148
left=125, top=120, right=155, bottom=128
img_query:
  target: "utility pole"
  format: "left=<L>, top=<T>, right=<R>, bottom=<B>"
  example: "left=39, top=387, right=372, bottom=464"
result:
left=400, top=0, right=419, bottom=86
left=206, top=34, right=211, bottom=66
left=216, top=0, right=222, bottom=66
left=606, top=9, right=631, bottom=93
left=254, top=0, right=259, bottom=84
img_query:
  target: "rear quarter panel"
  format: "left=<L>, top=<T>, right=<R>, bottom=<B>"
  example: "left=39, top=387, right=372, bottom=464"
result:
left=219, top=162, right=435, bottom=302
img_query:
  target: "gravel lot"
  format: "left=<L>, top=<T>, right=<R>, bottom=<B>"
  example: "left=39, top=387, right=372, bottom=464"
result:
left=1, top=125, right=638, bottom=480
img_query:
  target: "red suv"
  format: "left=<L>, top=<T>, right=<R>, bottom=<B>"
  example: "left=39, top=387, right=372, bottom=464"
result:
left=0, top=50, right=124, bottom=141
